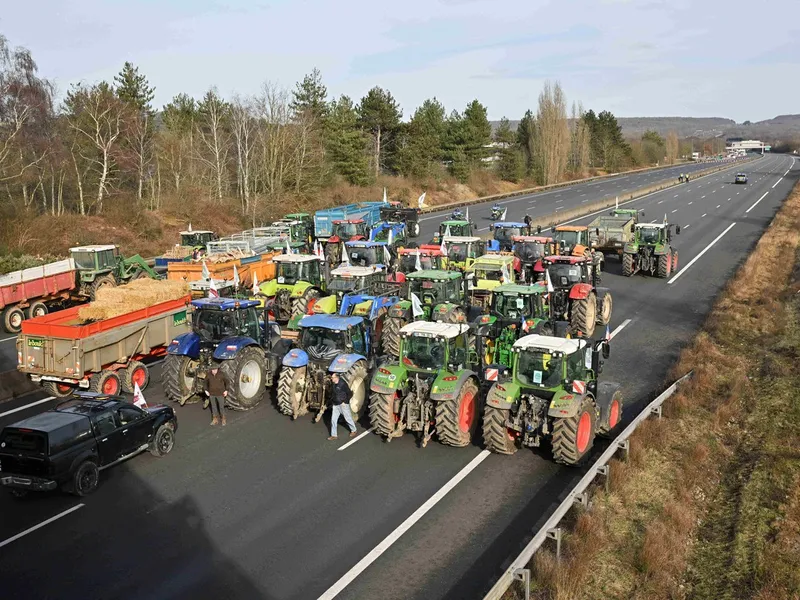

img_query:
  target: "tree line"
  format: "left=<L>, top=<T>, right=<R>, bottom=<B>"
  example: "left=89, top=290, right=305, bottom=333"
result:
left=0, top=33, right=678, bottom=225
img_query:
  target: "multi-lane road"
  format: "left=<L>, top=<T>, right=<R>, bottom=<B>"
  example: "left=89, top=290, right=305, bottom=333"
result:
left=0, top=154, right=793, bottom=600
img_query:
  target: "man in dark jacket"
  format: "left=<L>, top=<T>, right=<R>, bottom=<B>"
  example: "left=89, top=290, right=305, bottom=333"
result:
left=328, top=372, right=357, bottom=440
left=205, top=366, right=228, bottom=427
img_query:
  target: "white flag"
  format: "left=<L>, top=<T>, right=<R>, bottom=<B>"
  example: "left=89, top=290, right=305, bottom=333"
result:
left=383, top=244, right=392, bottom=266
left=285, top=239, right=292, bottom=254
left=383, top=187, right=388, bottom=204
left=439, top=238, right=447, bottom=255
left=417, top=192, right=426, bottom=208
left=341, top=243, right=350, bottom=266
left=201, top=260, right=210, bottom=280
left=615, top=196, right=619, bottom=210
left=233, top=264, right=240, bottom=289
left=501, top=261, right=510, bottom=283
left=252, top=272, right=259, bottom=295
left=546, top=268, right=554, bottom=293
left=501, top=208, right=508, bottom=221
left=415, top=252, right=422, bottom=271
left=387, top=228, right=394, bottom=246
left=133, top=381, right=148, bottom=408
left=411, top=292, right=424, bottom=318
left=208, top=278, right=219, bottom=298
left=466, top=206, right=470, bottom=221
left=188, top=222, right=193, bottom=232
left=444, top=224, right=452, bottom=238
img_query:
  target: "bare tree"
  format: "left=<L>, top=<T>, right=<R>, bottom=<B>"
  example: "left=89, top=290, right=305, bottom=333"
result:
left=230, top=94, right=257, bottom=212
left=568, top=101, right=591, bottom=177
left=535, top=81, right=570, bottom=185
left=665, top=131, right=679, bottom=164
left=195, top=88, right=230, bottom=201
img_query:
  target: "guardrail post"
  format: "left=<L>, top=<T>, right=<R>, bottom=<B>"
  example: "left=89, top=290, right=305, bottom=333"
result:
left=512, top=568, right=531, bottom=600
left=573, top=491, right=590, bottom=509
left=598, top=464, right=610, bottom=492
left=620, top=439, right=630, bottom=461
left=650, top=405, right=663, bottom=419
left=546, top=527, right=562, bottom=561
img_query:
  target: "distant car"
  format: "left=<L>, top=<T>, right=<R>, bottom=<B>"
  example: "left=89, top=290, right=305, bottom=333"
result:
left=735, top=173, right=748, bottom=184
left=0, top=393, right=177, bottom=498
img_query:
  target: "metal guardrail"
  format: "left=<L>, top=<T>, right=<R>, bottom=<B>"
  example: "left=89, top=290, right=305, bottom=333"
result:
left=483, top=370, right=694, bottom=600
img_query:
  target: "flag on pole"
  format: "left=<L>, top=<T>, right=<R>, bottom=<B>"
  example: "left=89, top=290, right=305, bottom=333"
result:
left=285, top=239, right=292, bottom=254
left=417, top=192, right=426, bottom=209
left=233, top=264, right=240, bottom=289
left=383, top=244, right=392, bottom=266
left=411, top=292, right=424, bottom=317
left=615, top=196, right=619, bottom=210
left=439, top=238, right=447, bottom=255
left=521, top=312, right=530, bottom=333
left=341, top=243, right=350, bottom=266
left=605, top=324, right=611, bottom=341
left=208, top=278, right=219, bottom=298
left=664, top=213, right=667, bottom=223
left=188, top=223, right=193, bottom=232
left=466, top=206, right=470, bottom=221
left=388, top=228, right=394, bottom=246
left=201, top=260, right=210, bottom=280
left=444, top=224, right=452, bottom=238
left=546, top=268, right=554, bottom=293
left=383, top=187, right=388, bottom=204
left=501, top=208, right=508, bottom=221
left=415, top=252, right=423, bottom=271
left=501, top=261, right=510, bottom=283
left=252, top=272, right=259, bottom=295
left=133, top=381, right=148, bottom=409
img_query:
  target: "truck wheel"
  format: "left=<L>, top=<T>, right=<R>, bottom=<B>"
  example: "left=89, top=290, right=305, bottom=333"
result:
left=149, top=423, right=176, bottom=457
left=70, top=460, right=100, bottom=497
left=221, top=347, right=267, bottom=410
left=436, top=378, right=480, bottom=447
left=90, top=370, right=121, bottom=395
left=2, top=306, right=24, bottom=334
left=598, top=390, right=624, bottom=438
left=552, top=395, right=596, bottom=465
left=292, top=288, right=321, bottom=321
left=597, top=293, right=613, bottom=326
left=90, top=274, right=116, bottom=300
left=483, top=406, right=518, bottom=455
left=381, top=316, right=405, bottom=357
left=162, top=355, right=197, bottom=404
left=122, top=360, right=149, bottom=393
left=622, top=253, right=634, bottom=277
left=343, top=361, right=368, bottom=419
left=25, top=301, right=48, bottom=320
left=569, top=292, right=597, bottom=338
left=276, top=366, right=307, bottom=418
left=44, top=381, right=74, bottom=398
left=368, top=390, right=397, bottom=437
left=657, top=252, right=671, bottom=278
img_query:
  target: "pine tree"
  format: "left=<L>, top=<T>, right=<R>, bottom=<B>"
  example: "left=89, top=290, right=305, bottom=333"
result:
left=494, top=117, right=515, bottom=146
left=357, top=87, right=402, bottom=177
left=114, top=62, right=154, bottom=112
left=325, top=95, right=371, bottom=186
left=397, top=97, right=446, bottom=179
left=290, top=68, right=328, bottom=127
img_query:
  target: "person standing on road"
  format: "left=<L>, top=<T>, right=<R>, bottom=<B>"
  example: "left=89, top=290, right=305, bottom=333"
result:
left=205, top=366, right=228, bottom=427
left=328, top=373, right=357, bottom=441
left=524, top=214, right=532, bottom=232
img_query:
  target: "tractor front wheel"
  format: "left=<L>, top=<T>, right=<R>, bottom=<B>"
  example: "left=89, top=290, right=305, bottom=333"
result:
left=292, top=288, right=321, bottom=320
left=570, top=292, right=597, bottom=338
left=482, top=406, right=518, bottom=455
left=598, top=390, right=624, bottom=438
left=90, top=274, right=116, bottom=300
left=436, top=378, right=480, bottom=447
left=597, top=293, right=613, bottom=326
left=552, top=395, right=596, bottom=465
left=369, top=390, right=397, bottom=437
left=381, top=316, right=406, bottom=357
left=622, top=253, right=634, bottom=277
left=657, top=251, right=672, bottom=278
left=274, top=289, right=292, bottom=321
left=221, top=347, right=267, bottom=410
left=276, top=366, right=307, bottom=419
left=162, top=355, right=198, bottom=405
left=342, top=361, right=368, bottom=419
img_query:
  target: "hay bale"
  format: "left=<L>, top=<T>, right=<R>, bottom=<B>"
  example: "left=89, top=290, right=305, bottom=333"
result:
left=77, top=279, right=189, bottom=322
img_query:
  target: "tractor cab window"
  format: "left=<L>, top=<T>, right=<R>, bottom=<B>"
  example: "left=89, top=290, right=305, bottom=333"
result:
left=241, top=308, right=260, bottom=341
left=399, top=254, right=432, bottom=274
left=329, top=276, right=358, bottom=293
left=515, top=242, right=545, bottom=262
left=349, top=247, right=378, bottom=267
left=96, top=249, right=117, bottom=269
left=517, top=350, right=563, bottom=388
left=495, top=227, right=522, bottom=242
left=195, top=309, right=239, bottom=340
left=566, top=350, right=585, bottom=382
left=334, top=222, right=361, bottom=238
left=638, top=227, right=661, bottom=244
left=553, top=230, right=580, bottom=248
left=475, top=267, right=503, bottom=282
left=301, top=327, right=345, bottom=360
left=306, top=260, right=320, bottom=283
left=448, top=244, right=466, bottom=262
left=450, top=334, right=467, bottom=368
left=350, top=324, right=366, bottom=355
left=372, top=227, right=392, bottom=242
left=548, top=264, right=583, bottom=287
left=493, top=293, right=529, bottom=320
left=403, top=335, right=446, bottom=370
left=445, top=279, right=460, bottom=302
left=71, top=251, right=97, bottom=270
left=277, top=262, right=302, bottom=285
left=410, top=279, right=442, bottom=305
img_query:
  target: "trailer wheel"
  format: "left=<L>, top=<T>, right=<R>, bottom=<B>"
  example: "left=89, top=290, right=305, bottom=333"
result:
left=2, top=306, right=24, bottom=334
left=552, top=395, right=596, bottom=465
left=483, top=406, right=518, bottom=455
left=90, top=274, right=116, bottom=300
left=25, top=301, right=48, bottom=320
left=221, top=346, right=266, bottom=410
left=91, top=370, right=121, bottom=395
left=436, top=377, right=480, bottom=447
left=122, top=360, right=149, bottom=393
left=44, top=381, right=74, bottom=398
left=162, top=355, right=198, bottom=404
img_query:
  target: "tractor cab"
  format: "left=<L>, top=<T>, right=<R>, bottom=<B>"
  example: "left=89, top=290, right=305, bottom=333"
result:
left=379, top=205, right=421, bottom=238
left=314, top=265, right=385, bottom=314
left=273, top=254, right=324, bottom=286
left=632, top=222, right=678, bottom=247
left=552, top=225, right=590, bottom=256
left=489, top=284, right=550, bottom=324
left=189, top=297, right=269, bottom=347
left=394, top=246, right=445, bottom=278
left=370, top=221, right=408, bottom=249
left=511, top=335, right=597, bottom=389
left=467, top=254, right=518, bottom=308
left=543, top=255, right=594, bottom=288
left=345, top=240, right=390, bottom=268
left=268, top=240, right=309, bottom=255
left=295, top=314, right=370, bottom=364
left=443, top=235, right=481, bottom=271
left=398, top=321, right=472, bottom=373
left=406, top=270, right=465, bottom=310
left=512, top=235, right=556, bottom=283
left=255, top=253, right=326, bottom=322
left=432, top=219, right=476, bottom=244
left=488, top=222, right=529, bottom=252
left=329, top=220, right=369, bottom=244
left=180, top=230, right=217, bottom=249
left=70, top=245, right=120, bottom=276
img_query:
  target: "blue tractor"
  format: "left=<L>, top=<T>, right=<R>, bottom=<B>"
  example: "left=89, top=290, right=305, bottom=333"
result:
left=163, top=298, right=293, bottom=410
left=487, top=222, right=529, bottom=252
left=344, top=240, right=392, bottom=268
left=370, top=221, right=410, bottom=253
left=276, top=314, right=378, bottom=423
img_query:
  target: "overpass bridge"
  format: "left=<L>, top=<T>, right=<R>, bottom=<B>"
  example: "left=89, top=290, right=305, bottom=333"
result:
left=727, top=139, right=771, bottom=152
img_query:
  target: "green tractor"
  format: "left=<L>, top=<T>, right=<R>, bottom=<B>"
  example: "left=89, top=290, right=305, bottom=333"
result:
left=443, top=235, right=482, bottom=271
left=381, top=269, right=473, bottom=357
left=257, top=254, right=328, bottom=323
left=179, top=229, right=218, bottom=250
left=70, top=245, right=159, bottom=300
left=282, top=213, right=315, bottom=246
left=431, top=219, right=477, bottom=244
left=622, top=222, right=680, bottom=278
left=369, top=321, right=481, bottom=447
left=482, top=334, right=623, bottom=464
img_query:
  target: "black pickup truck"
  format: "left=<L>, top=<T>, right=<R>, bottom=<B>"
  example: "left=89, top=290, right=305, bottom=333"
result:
left=0, top=394, right=177, bottom=498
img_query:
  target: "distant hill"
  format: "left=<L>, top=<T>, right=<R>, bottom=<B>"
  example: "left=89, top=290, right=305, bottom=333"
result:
left=493, top=114, right=800, bottom=141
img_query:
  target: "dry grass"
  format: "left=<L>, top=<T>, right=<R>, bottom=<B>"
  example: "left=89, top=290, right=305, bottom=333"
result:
left=77, top=278, right=189, bottom=322
left=523, top=179, right=800, bottom=600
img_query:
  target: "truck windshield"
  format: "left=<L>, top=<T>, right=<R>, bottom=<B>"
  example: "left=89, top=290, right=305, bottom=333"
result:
left=638, top=227, right=661, bottom=244
left=402, top=335, right=446, bottom=370
left=548, top=264, right=583, bottom=287
left=301, top=327, right=346, bottom=358
left=495, top=227, right=522, bottom=241
left=517, top=350, right=563, bottom=388
left=194, top=310, right=239, bottom=339
left=71, top=251, right=96, bottom=270
left=347, top=247, right=380, bottom=267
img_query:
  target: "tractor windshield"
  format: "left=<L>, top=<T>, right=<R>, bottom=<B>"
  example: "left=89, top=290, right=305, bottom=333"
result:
left=301, top=326, right=346, bottom=359
left=372, top=226, right=398, bottom=243
left=276, top=262, right=302, bottom=285
left=517, top=350, right=563, bottom=388
left=347, top=246, right=380, bottom=267
left=474, top=267, right=505, bottom=282
left=402, top=335, right=447, bottom=370
left=515, top=242, right=546, bottom=262
left=333, top=222, right=362, bottom=238
left=71, top=251, right=97, bottom=270
left=194, top=309, right=240, bottom=340
left=493, top=293, right=536, bottom=320
left=638, top=227, right=661, bottom=244
left=409, top=279, right=448, bottom=305
left=398, top=254, right=436, bottom=274
left=329, top=275, right=366, bottom=293
left=440, top=223, right=469, bottom=237
left=553, top=230, right=580, bottom=247
left=548, top=263, right=584, bottom=287
left=495, top=227, right=523, bottom=242
left=447, top=243, right=469, bottom=263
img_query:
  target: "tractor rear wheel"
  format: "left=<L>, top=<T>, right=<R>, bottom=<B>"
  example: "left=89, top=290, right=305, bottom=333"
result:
left=482, top=406, right=518, bottom=455
left=552, top=395, right=596, bottom=465
left=276, top=366, right=307, bottom=418
left=381, top=316, right=406, bottom=357
left=671, top=250, right=679, bottom=272
left=445, top=306, right=467, bottom=324
left=598, top=390, right=624, bottom=438
left=162, top=355, right=197, bottom=404
left=274, top=289, right=292, bottom=321
left=570, top=292, right=597, bottom=338
left=221, top=347, right=266, bottom=410
left=369, top=390, right=396, bottom=437
left=657, top=251, right=672, bottom=278
left=597, top=293, right=613, bottom=326
left=122, top=360, right=149, bottom=393
left=90, top=274, right=116, bottom=300
left=343, top=361, right=368, bottom=419
left=325, top=243, right=341, bottom=266
left=44, top=381, right=75, bottom=398
left=292, top=288, right=321, bottom=320
left=436, top=377, right=479, bottom=447
left=622, top=253, right=634, bottom=277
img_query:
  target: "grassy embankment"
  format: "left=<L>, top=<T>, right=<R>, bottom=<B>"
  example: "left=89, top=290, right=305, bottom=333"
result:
left=522, top=179, right=800, bottom=600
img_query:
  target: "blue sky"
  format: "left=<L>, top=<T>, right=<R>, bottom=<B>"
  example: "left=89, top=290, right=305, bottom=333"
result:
left=2, top=0, right=799, bottom=122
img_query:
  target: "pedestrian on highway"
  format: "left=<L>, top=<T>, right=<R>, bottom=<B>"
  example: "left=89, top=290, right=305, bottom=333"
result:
left=205, top=365, right=229, bottom=427
left=328, top=372, right=357, bottom=440
left=524, top=214, right=532, bottom=232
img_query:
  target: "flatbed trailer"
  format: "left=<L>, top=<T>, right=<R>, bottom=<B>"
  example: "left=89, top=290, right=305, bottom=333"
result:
left=17, top=295, right=192, bottom=398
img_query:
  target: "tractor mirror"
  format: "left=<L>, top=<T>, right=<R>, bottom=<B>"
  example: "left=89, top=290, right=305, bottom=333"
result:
left=536, top=225, right=542, bottom=234
left=595, top=228, right=600, bottom=236
left=640, top=210, right=645, bottom=217
left=602, top=341, right=610, bottom=359
left=676, top=225, right=681, bottom=235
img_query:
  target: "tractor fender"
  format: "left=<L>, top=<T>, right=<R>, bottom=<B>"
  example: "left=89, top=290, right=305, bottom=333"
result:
left=569, top=283, right=595, bottom=300
left=433, top=302, right=467, bottom=323
left=282, top=348, right=309, bottom=368
left=430, top=370, right=478, bottom=402
left=290, top=281, right=315, bottom=299
left=389, top=301, right=412, bottom=320
left=260, top=279, right=279, bottom=297
left=370, top=363, right=408, bottom=394
left=547, top=388, right=593, bottom=419
left=370, top=296, right=400, bottom=319
left=533, top=259, right=545, bottom=273
left=474, top=313, right=497, bottom=335
left=167, top=332, right=200, bottom=358
left=213, top=336, right=261, bottom=360
left=652, top=244, right=669, bottom=256
left=595, top=381, right=621, bottom=427
left=485, top=380, right=521, bottom=410
left=312, top=294, right=337, bottom=315
left=623, top=242, right=638, bottom=254
left=328, top=353, right=366, bottom=373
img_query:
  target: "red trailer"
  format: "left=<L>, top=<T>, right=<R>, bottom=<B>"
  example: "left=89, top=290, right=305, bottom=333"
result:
left=0, top=259, right=78, bottom=333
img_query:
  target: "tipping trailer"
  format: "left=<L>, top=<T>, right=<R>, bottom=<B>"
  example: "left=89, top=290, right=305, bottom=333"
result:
left=17, top=295, right=192, bottom=398
left=166, top=251, right=278, bottom=287
left=587, top=209, right=641, bottom=262
left=314, top=202, right=385, bottom=241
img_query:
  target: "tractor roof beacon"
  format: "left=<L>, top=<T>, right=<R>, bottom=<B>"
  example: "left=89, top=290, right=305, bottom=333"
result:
left=482, top=333, right=624, bottom=464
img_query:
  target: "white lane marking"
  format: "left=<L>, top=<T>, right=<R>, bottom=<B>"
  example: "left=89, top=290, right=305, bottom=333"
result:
left=650, top=219, right=658, bottom=223
left=0, top=504, right=85, bottom=549
left=701, top=195, right=706, bottom=198
left=419, top=215, right=441, bottom=222
left=555, top=199, right=563, bottom=203
left=674, top=194, right=679, bottom=198
left=657, top=200, right=663, bottom=204
left=785, top=169, right=792, bottom=176
left=745, top=191, right=769, bottom=214
left=317, top=450, right=491, bottom=599
left=671, top=209, right=677, bottom=213
left=668, top=223, right=737, bottom=285
left=701, top=213, right=707, bottom=218
left=711, top=189, right=717, bottom=193
left=736, top=192, right=740, bottom=195
left=716, top=205, right=720, bottom=209
left=688, top=201, right=693, bottom=205
left=609, top=319, right=631, bottom=339
left=337, top=428, right=374, bottom=451
left=0, top=396, right=56, bottom=418
left=727, top=198, right=731, bottom=201
left=772, top=178, right=782, bottom=189
left=0, top=336, right=16, bottom=343
left=683, top=224, right=691, bottom=229
left=580, top=193, right=587, bottom=197
left=582, top=199, right=589, bottom=203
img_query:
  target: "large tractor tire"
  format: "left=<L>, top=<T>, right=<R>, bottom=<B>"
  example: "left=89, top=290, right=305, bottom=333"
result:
left=671, top=250, right=679, bottom=273
left=276, top=366, right=307, bottom=418
left=482, top=406, right=518, bottom=455
left=90, top=370, right=122, bottom=395
left=622, top=253, right=634, bottom=277
left=122, top=360, right=149, bottom=393
left=2, top=305, right=25, bottom=334
left=274, top=289, right=292, bottom=321
left=44, top=381, right=75, bottom=398
left=221, top=346, right=267, bottom=410
left=598, top=389, right=624, bottom=438
left=25, top=301, right=48, bottom=320
left=597, top=293, right=613, bottom=326
left=436, top=378, right=480, bottom=447
left=657, top=251, right=672, bottom=278
left=552, top=395, right=596, bottom=465
left=409, top=221, right=420, bottom=237
left=90, top=274, right=117, bottom=300
left=381, top=316, right=406, bottom=358
left=569, top=292, right=597, bottom=338
left=342, top=361, right=368, bottom=419
left=369, top=390, right=397, bottom=437
left=162, top=354, right=198, bottom=405
left=325, top=243, right=341, bottom=267
left=292, top=288, right=321, bottom=321
left=444, top=306, right=467, bottom=324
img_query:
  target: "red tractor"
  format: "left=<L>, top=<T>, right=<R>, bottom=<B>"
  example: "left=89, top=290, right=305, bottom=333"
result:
left=389, top=246, right=445, bottom=283
left=325, top=219, right=370, bottom=265
left=542, top=255, right=613, bottom=338
left=512, top=234, right=557, bottom=284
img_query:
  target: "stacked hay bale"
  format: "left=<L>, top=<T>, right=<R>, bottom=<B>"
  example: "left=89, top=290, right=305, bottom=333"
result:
left=78, top=279, right=190, bottom=322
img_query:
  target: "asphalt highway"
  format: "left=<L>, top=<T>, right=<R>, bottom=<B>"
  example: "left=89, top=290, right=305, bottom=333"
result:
left=0, top=154, right=791, bottom=600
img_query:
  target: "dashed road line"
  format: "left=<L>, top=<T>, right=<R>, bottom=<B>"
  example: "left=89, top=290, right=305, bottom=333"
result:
left=701, top=213, right=707, bottom=218
left=0, top=504, right=85, bottom=549
left=0, top=396, right=56, bottom=418
left=746, top=191, right=769, bottom=214
left=609, top=319, right=632, bottom=339
left=338, top=428, right=375, bottom=451
left=668, top=223, right=737, bottom=285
